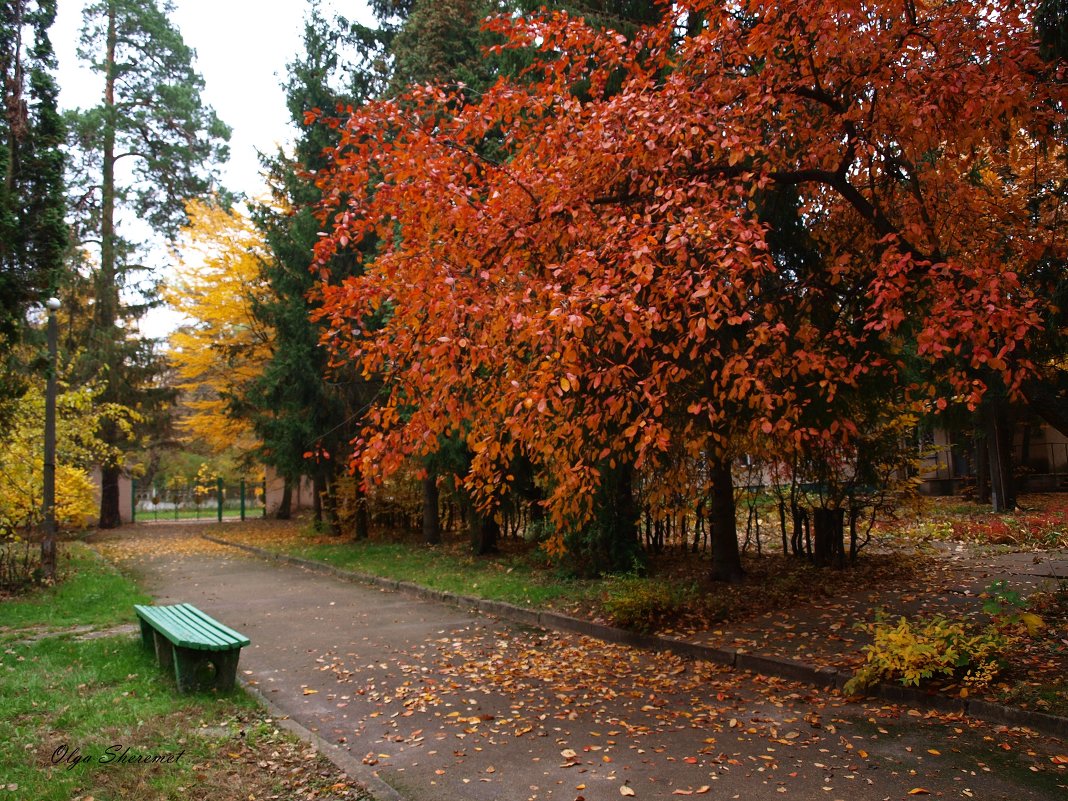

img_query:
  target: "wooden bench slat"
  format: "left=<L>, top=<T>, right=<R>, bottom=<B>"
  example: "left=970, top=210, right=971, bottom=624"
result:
left=135, top=603, right=250, bottom=651
left=160, top=604, right=238, bottom=648
left=172, top=605, right=249, bottom=649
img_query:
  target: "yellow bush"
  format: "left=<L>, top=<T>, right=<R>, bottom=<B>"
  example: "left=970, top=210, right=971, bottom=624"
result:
left=845, top=612, right=1015, bottom=695
left=0, top=384, right=132, bottom=535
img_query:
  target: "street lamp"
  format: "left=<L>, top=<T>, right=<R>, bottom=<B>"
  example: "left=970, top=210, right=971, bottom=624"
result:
left=41, top=297, right=60, bottom=582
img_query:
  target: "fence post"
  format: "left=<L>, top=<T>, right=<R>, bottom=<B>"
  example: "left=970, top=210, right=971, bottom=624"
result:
left=216, top=477, right=224, bottom=522
left=263, top=478, right=267, bottom=518
left=131, top=479, right=137, bottom=524
left=240, top=479, right=246, bottom=521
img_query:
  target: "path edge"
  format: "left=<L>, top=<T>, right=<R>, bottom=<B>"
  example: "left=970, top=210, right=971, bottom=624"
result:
left=240, top=680, right=407, bottom=801
left=203, top=534, right=1068, bottom=740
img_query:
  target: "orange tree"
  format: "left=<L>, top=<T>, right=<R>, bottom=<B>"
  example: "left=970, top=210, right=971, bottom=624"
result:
left=312, top=0, right=1065, bottom=579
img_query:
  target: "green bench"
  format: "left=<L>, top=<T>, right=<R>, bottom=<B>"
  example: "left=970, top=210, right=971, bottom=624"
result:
left=135, top=603, right=250, bottom=693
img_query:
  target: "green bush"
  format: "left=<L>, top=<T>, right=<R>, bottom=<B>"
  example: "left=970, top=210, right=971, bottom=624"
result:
left=845, top=612, right=1016, bottom=695
left=602, top=577, right=695, bottom=634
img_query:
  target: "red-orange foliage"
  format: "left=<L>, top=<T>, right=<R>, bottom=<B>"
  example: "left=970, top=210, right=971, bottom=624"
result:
left=312, top=1, right=1065, bottom=541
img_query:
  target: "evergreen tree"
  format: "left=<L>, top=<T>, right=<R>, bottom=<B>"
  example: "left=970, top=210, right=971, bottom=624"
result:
left=245, top=5, right=389, bottom=529
left=66, top=0, right=230, bottom=527
left=0, top=0, right=67, bottom=418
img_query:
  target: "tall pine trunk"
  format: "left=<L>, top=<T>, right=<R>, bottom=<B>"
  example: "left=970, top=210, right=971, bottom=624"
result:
left=96, top=2, right=121, bottom=529
left=98, top=464, right=122, bottom=529
left=274, top=479, right=293, bottom=520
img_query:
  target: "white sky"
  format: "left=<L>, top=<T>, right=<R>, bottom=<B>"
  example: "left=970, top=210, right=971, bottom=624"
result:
left=51, top=0, right=375, bottom=337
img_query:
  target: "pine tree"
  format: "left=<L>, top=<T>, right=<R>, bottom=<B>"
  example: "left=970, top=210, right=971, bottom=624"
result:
left=66, top=0, right=230, bottom=527
left=0, top=0, right=67, bottom=417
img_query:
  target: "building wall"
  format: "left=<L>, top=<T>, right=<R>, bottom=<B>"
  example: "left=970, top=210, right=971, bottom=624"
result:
left=918, top=422, right=1068, bottom=495
left=264, top=467, right=316, bottom=516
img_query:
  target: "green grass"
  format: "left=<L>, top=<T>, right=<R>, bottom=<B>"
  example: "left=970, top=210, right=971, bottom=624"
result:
left=290, top=539, right=595, bottom=608
left=0, top=543, right=255, bottom=801
left=0, top=542, right=151, bottom=636
left=0, top=634, right=259, bottom=801
left=0, top=537, right=367, bottom=801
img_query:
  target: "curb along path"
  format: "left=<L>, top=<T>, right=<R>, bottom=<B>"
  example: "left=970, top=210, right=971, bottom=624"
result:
left=201, top=534, right=1068, bottom=739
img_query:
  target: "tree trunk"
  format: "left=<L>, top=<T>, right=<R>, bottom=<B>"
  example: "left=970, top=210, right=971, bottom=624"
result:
left=692, top=498, right=705, bottom=553
left=312, top=471, right=325, bottom=524
left=323, top=477, right=341, bottom=535
left=778, top=499, right=789, bottom=555
left=96, top=4, right=121, bottom=530
left=274, top=479, right=293, bottom=519
left=1021, top=376, right=1068, bottom=438
left=974, top=427, right=990, bottom=504
left=709, top=457, right=744, bottom=583
left=790, top=504, right=808, bottom=557
left=352, top=471, right=369, bottom=539
left=589, top=460, right=641, bottom=574
left=468, top=504, right=499, bottom=555
left=98, top=464, right=122, bottom=529
left=985, top=398, right=1016, bottom=512
left=812, top=507, right=845, bottom=568
left=422, top=470, right=440, bottom=545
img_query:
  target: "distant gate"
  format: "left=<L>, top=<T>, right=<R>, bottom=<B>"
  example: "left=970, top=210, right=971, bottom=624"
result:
left=130, top=478, right=266, bottom=523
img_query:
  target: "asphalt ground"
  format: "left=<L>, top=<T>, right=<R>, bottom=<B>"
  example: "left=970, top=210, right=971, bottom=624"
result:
left=106, top=524, right=1068, bottom=801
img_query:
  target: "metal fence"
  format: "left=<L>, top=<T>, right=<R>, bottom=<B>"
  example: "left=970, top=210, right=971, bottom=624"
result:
left=131, top=478, right=265, bottom=523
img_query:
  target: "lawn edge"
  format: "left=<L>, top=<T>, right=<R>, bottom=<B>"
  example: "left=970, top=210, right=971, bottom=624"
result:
left=203, top=533, right=1068, bottom=740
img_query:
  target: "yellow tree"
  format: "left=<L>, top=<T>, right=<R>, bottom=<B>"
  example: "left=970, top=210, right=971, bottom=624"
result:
left=0, top=382, right=137, bottom=536
left=164, top=200, right=273, bottom=454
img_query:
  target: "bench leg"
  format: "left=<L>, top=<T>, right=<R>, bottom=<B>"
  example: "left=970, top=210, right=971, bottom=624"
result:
left=154, top=632, right=174, bottom=671
left=172, top=647, right=242, bottom=693
left=138, top=619, right=155, bottom=651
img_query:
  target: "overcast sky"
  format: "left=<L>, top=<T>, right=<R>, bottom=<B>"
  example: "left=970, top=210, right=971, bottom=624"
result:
left=53, top=0, right=375, bottom=198
left=50, top=0, right=375, bottom=336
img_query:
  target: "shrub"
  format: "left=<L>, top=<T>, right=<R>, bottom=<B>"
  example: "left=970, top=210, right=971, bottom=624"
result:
left=602, top=577, right=695, bottom=634
left=983, top=579, right=1045, bottom=635
left=0, top=537, right=41, bottom=591
left=845, top=612, right=1016, bottom=695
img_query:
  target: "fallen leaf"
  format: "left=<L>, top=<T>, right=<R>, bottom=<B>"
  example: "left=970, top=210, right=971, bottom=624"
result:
left=621, top=786, right=636, bottom=796
left=908, top=790, right=930, bottom=796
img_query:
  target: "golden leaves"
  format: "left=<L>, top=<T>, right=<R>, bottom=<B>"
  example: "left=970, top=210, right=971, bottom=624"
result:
left=164, top=200, right=273, bottom=454
left=92, top=529, right=238, bottom=563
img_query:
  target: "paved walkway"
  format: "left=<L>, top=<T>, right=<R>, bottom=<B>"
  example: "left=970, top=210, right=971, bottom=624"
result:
left=104, top=525, right=1067, bottom=801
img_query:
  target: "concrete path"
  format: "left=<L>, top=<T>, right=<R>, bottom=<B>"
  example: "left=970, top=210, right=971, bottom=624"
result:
left=112, top=526, right=1067, bottom=801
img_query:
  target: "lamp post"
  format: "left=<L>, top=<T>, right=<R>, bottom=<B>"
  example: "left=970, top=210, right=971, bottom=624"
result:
left=41, top=297, right=60, bottom=582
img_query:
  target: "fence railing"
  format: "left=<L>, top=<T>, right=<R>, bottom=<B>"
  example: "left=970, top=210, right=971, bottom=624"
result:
left=131, top=478, right=266, bottom=523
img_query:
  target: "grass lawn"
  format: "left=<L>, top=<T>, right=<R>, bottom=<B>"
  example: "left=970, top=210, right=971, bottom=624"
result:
left=0, top=544, right=151, bottom=637
left=220, top=520, right=601, bottom=610
left=0, top=541, right=367, bottom=801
